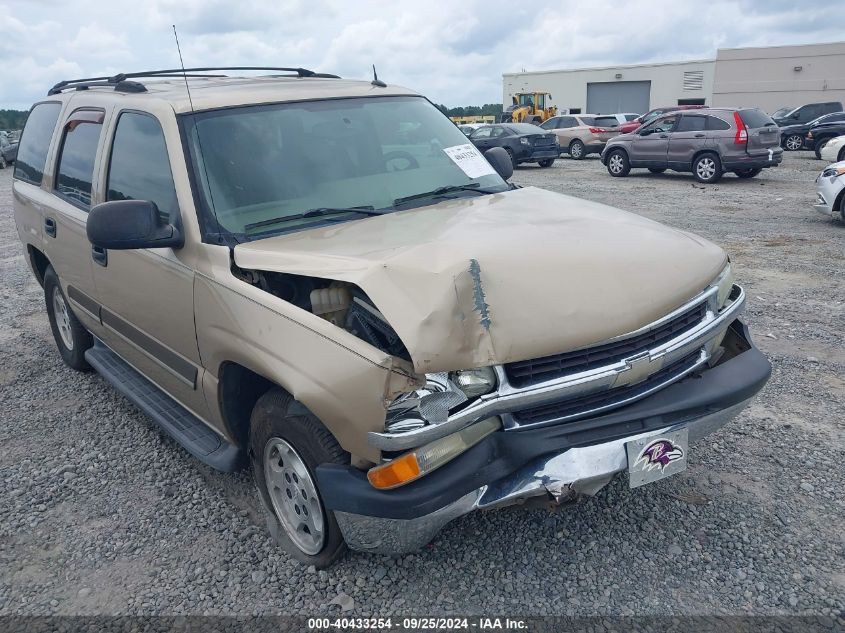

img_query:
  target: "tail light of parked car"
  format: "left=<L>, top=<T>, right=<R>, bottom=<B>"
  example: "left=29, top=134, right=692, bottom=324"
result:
left=589, top=127, right=608, bottom=134
left=733, top=112, right=748, bottom=145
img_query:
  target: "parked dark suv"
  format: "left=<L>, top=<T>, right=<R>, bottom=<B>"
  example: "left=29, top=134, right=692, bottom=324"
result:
left=780, top=111, right=845, bottom=152
left=773, top=102, right=843, bottom=127
left=602, top=108, right=782, bottom=183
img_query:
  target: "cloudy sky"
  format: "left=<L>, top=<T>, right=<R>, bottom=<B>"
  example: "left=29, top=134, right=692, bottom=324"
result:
left=2, top=0, right=843, bottom=110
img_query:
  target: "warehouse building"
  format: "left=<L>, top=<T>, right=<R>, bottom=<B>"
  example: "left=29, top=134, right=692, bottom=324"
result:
left=503, top=41, right=845, bottom=116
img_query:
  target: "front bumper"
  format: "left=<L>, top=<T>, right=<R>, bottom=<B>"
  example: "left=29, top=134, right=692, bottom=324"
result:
left=518, top=146, right=560, bottom=162
left=318, top=320, right=771, bottom=554
left=813, top=172, right=844, bottom=217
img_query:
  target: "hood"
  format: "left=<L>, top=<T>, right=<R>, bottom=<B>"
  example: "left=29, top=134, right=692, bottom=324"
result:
left=234, top=187, right=727, bottom=373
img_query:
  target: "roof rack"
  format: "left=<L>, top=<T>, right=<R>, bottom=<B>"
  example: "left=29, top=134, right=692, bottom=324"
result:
left=47, top=67, right=341, bottom=96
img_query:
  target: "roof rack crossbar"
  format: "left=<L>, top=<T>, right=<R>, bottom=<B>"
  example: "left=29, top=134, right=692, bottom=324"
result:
left=48, top=66, right=341, bottom=95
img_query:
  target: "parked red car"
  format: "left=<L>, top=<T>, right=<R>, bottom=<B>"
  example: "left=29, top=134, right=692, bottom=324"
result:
left=618, top=105, right=708, bottom=134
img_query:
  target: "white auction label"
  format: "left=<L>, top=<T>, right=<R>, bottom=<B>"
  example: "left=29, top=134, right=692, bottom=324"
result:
left=443, top=143, right=497, bottom=179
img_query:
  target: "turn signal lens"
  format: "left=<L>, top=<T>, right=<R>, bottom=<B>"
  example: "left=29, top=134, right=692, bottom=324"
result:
left=715, top=263, right=735, bottom=309
left=367, top=417, right=502, bottom=490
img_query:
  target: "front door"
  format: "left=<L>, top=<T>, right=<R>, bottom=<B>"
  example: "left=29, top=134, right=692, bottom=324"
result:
left=667, top=114, right=709, bottom=169
left=630, top=114, right=678, bottom=167
left=90, top=110, right=208, bottom=419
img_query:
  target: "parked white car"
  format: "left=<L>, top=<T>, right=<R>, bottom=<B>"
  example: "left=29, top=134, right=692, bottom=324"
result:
left=820, top=134, right=845, bottom=163
left=813, top=161, right=845, bottom=221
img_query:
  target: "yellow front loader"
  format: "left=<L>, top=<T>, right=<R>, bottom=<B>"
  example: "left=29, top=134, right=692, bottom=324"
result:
left=501, top=92, right=557, bottom=125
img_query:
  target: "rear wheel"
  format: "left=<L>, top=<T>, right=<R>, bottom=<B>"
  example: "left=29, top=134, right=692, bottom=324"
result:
left=814, top=138, right=830, bottom=160
left=648, top=167, right=666, bottom=173
left=538, top=158, right=555, bottom=168
left=735, top=168, right=762, bottom=179
left=783, top=134, right=804, bottom=151
left=43, top=266, right=93, bottom=371
left=693, top=153, right=722, bottom=184
left=606, top=149, right=630, bottom=177
left=568, top=139, right=585, bottom=160
left=250, top=389, right=348, bottom=568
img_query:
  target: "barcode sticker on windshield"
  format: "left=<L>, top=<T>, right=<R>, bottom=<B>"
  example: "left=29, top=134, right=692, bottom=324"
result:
left=443, top=144, right=497, bottom=179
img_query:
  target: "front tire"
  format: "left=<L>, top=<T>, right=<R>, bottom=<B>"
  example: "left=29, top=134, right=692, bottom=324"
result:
left=814, top=138, right=830, bottom=160
left=606, top=149, right=630, bottom=177
left=783, top=134, right=803, bottom=151
left=839, top=147, right=845, bottom=163
left=250, top=388, right=348, bottom=568
left=538, top=158, right=555, bottom=168
left=43, top=266, right=93, bottom=371
left=568, top=139, right=585, bottom=160
left=693, top=153, right=722, bottom=183
left=505, top=147, right=517, bottom=169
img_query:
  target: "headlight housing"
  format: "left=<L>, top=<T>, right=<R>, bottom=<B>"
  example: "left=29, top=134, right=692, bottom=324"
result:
left=714, top=263, right=735, bottom=310
left=822, top=165, right=845, bottom=178
left=451, top=367, right=497, bottom=398
left=520, top=137, right=530, bottom=145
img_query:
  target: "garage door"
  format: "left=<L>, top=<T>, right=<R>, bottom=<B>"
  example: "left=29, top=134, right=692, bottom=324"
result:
left=586, top=81, right=651, bottom=115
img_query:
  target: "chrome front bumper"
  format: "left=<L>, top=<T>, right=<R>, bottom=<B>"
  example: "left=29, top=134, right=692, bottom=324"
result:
left=336, top=397, right=753, bottom=554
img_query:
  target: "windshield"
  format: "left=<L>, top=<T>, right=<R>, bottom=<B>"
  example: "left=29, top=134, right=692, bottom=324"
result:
left=183, top=96, right=508, bottom=240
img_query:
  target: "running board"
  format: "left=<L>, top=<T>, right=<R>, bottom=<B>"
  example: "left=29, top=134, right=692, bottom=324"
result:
left=85, top=340, right=243, bottom=472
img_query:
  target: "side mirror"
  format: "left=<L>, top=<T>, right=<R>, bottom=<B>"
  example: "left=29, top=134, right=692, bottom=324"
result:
left=484, top=147, right=514, bottom=181
left=87, top=200, right=183, bottom=250
left=638, top=128, right=653, bottom=136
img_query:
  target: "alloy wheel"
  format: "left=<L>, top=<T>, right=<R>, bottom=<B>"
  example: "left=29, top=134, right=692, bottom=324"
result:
left=608, top=154, right=624, bottom=174
left=696, top=157, right=716, bottom=180
left=785, top=135, right=803, bottom=151
left=52, top=286, right=74, bottom=351
left=263, top=437, right=325, bottom=556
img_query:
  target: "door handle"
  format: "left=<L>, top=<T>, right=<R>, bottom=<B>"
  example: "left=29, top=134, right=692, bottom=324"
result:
left=44, top=217, right=56, bottom=238
left=91, top=245, right=108, bottom=267
left=694, top=133, right=706, bottom=138
left=659, top=134, right=669, bottom=138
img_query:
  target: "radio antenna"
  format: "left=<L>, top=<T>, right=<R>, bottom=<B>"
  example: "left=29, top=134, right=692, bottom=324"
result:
left=171, top=25, right=228, bottom=244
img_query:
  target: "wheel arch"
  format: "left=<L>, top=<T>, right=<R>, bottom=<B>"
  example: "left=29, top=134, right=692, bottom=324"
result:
left=217, top=360, right=277, bottom=451
left=691, top=148, right=721, bottom=167
left=27, top=245, right=51, bottom=287
left=604, top=145, right=628, bottom=163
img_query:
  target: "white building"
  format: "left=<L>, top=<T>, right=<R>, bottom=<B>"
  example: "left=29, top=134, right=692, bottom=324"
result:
left=502, top=41, right=845, bottom=115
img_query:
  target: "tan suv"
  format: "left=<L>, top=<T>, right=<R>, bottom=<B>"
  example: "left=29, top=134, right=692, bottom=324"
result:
left=13, top=67, right=771, bottom=568
left=539, top=114, right=620, bottom=159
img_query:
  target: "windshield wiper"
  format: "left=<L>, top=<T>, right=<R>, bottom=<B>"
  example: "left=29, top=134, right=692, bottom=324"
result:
left=393, top=183, right=494, bottom=206
left=244, top=206, right=383, bottom=233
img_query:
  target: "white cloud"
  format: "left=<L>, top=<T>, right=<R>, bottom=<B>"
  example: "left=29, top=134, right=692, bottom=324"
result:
left=1, top=0, right=843, bottom=110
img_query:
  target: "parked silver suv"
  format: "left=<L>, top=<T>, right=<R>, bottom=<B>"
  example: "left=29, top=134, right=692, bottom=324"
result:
left=601, top=108, right=783, bottom=183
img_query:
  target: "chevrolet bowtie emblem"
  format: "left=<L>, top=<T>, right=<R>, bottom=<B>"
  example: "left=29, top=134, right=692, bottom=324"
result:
left=613, top=352, right=664, bottom=387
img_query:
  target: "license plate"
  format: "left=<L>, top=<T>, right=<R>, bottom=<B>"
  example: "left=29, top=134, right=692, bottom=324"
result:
left=625, top=428, right=688, bottom=488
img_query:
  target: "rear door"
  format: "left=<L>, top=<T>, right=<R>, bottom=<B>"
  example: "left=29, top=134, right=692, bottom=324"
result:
left=740, top=109, right=780, bottom=158
left=667, top=114, right=708, bottom=168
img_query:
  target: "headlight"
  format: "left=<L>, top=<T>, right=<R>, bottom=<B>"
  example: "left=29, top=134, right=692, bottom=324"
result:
left=367, top=417, right=501, bottom=489
left=520, top=137, right=530, bottom=145
left=822, top=165, right=845, bottom=178
left=451, top=367, right=497, bottom=397
left=714, top=263, right=735, bottom=309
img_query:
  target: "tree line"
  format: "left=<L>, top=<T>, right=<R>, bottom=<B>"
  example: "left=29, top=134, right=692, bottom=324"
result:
left=435, top=103, right=503, bottom=117
left=0, top=109, right=28, bottom=130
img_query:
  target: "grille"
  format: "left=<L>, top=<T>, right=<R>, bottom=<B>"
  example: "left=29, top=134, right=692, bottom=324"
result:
left=511, top=351, right=701, bottom=426
left=532, top=135, right=556, bottom=146
left=505, top=302, right=707, bottom=388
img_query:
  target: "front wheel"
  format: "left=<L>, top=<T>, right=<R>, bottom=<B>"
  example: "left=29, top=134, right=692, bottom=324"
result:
left=250, top=388, right=348, bottom=568
left=538, top=158, right=555, bottom=168
left=568, top=139, right=585, bottom=160
left=838, top=147, right=845, bottom=163
left=43, top=266, right=93, bottom=371
left=814, top=138, right=830, bottom=160
left=735, top=168, right=762, bottom=179
left=693, top=153, right=722, bottom=184
left=505, top=147, right=517, bottom=169
left=783, top=134, right=804, bottom=151
left=606, top=149, right=630, bottom=177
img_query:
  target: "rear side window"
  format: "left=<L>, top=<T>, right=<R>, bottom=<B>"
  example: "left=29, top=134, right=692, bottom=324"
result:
left=739, top=109, right=775, bottom=129
left=13, top=102, right=62, bottom=185
left=107, top=112, right=178, bottom=222
left=706, top=116, right=731, bottom=131
left=55, top=111, right=104, bottom=208
left=676, top=116, right=707, bottom=132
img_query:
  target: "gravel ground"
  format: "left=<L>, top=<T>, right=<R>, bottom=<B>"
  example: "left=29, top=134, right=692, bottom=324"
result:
left=0, top=154, right=843, bottom=618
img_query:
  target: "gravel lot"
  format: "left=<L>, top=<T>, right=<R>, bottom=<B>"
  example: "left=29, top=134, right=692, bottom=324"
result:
left=0, top=154, right=843, bottom=619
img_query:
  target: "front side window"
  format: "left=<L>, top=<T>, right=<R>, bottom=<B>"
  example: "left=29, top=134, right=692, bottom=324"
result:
left=55, top=111, right=104, bottom=208
left=183, top=96, right=507, bottom=240
left=640, top=116, right=677, bottom=134
left=14, top=102, right=62, bottom=185
left=539, top=118, right=558, bottom=130
left=107, top=112, right=178, bottom=222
